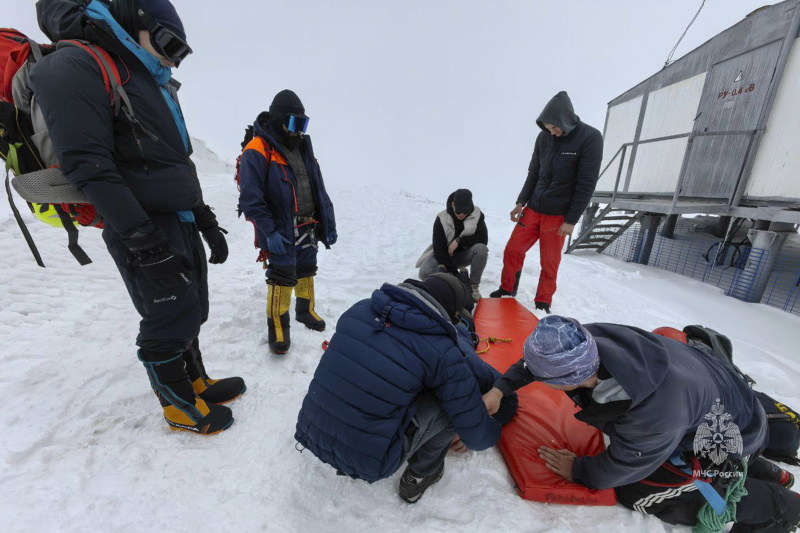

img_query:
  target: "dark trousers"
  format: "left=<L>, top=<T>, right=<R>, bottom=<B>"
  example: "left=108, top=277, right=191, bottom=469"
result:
left=615, top=457, right=800, bottom=532
left=266, top=221, right=318, bottom=285
left=104, top=212, right=208, bottom=356
left=401, top=393, right=455, bottom=476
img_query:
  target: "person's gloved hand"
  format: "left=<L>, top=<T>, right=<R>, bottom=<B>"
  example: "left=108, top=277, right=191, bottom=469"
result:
left=267, top=232, right=291, bottom=255
left=328, top=231, right=338, bottom=246
left=201, top=226, right=228, bottom=264
left=124, top=228, right=192, bottom=289
left=193, top=205, right=228, bottom=264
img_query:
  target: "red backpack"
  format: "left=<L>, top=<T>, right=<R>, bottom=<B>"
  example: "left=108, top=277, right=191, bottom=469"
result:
left=1, top=28, right=132, bottom=266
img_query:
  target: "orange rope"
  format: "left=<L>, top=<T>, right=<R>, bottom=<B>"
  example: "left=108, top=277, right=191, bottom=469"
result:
left=476, top=336, right=513, bottom=355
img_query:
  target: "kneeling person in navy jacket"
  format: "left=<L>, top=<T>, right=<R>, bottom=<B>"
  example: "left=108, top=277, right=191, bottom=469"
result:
left=295, top=273, right=518, bottom=503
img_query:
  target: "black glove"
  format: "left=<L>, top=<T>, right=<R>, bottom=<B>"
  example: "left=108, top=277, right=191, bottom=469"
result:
left=193, top=205, right=229, bottom=264
left=124, top=228, right=193, bottom=289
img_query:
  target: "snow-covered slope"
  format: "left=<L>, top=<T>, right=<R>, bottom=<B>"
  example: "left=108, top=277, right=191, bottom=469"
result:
left=1, top=144, right=798, bottom=533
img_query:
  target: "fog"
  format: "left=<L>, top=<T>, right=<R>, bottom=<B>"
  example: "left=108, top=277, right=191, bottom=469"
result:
left=5, top=0, right=768, bottom=211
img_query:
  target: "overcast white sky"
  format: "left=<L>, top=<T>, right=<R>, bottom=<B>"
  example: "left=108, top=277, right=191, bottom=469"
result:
left=6, top=0, right=774, bottom=210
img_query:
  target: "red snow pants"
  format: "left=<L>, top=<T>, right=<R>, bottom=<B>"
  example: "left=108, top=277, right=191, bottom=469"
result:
left=500, top=207, right=565, bottom=305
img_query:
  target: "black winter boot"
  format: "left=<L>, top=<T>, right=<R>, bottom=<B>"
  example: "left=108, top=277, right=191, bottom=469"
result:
left=268, top=282, right=293, bottom=354
left=489, top=287, right=515, bottom=298
left=398, top=462, right=445, bottom=503
left=295, top=276, right=326, bottom=331
left=140, top=350, right=234, bottom=435
left=535, top=301, right=551, bottom=314
left=182, top=338, right=246, bottom=404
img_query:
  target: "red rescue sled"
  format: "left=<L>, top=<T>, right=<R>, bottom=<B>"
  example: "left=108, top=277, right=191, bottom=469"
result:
left=474, top=298, right=617, bottom=506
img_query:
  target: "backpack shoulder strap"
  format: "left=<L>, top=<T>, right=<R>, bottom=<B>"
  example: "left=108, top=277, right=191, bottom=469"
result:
left=55, top=40, right=126, bottom=117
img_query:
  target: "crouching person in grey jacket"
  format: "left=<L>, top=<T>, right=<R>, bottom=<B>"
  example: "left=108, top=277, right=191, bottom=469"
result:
left=483, top=316, right=800, bottom=532
left=416, top=189, right=488, bottom=301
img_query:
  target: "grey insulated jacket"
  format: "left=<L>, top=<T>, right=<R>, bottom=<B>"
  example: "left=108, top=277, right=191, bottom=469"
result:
left=494, top=324, right=767, bottom=490
left=517, top=92, right=603, bottom=225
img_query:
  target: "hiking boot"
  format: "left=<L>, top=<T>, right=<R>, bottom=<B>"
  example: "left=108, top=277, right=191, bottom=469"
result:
left=535, top=301, right=551, bottom=314
left=295, top=276, right=326, bottom=331
left=471, top=283, right=482, bottom=301
left=140, top=351, right=234, bottom=435
left=489, top=287, right=515, bottom=298
left=268, top=282, right=293, bottom=354
left=183, top=339, right=246, bottom=404
left=398, top=462, right=445, bottom=503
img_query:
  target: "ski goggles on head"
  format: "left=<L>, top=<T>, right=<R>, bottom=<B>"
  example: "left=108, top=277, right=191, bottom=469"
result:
left=138, top=10, right=193, bottom=67
left=284, top=114, right=310, bottom=134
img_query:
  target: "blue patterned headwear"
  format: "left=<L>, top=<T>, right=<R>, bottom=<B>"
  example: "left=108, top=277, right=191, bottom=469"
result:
left=523, top=315, right=599, bottom=386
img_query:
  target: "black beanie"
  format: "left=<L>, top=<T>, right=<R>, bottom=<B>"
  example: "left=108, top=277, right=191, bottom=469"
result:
left=269, top=90, right=305, bottom=117
left=110, top=0, right=186, bottom=42
left=418, top=273, right=467, bottom=321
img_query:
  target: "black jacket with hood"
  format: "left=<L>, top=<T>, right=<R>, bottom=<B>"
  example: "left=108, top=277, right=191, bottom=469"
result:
left=516, top=92, right=603, bottom=225
left=29, top=0, right=205, bottom=236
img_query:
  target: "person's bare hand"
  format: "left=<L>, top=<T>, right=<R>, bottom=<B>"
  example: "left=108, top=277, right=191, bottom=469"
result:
left=510, top=203, right=523, bottom=223
left=557, top=223, right=575, bottom=237
left=482, top=387, right=503, bottom=416
left=450, top=434, right=468, bottom=453
left=448, top=240, right=459, bottom=256
left=538, top=446, right=577, bottom=481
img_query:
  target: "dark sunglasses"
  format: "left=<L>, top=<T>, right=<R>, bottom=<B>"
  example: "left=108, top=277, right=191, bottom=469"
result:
left=284, top=113, right=310, bottom=134
left=138, top=9, right=193, bottom=67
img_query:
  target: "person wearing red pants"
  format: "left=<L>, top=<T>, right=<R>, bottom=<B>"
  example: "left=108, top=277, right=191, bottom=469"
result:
left=490, top=91, right=603, bottom=313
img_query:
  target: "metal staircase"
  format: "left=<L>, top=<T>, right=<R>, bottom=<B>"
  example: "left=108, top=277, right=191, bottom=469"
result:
left=566, top=205, right=643, bottom=254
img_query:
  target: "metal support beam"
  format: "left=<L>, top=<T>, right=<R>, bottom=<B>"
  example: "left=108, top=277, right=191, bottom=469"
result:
left=713, top=216, right=732, bottom=238
left=635, top=214, right=664, bottom=265
left=661, top=214, right=679, bottom=238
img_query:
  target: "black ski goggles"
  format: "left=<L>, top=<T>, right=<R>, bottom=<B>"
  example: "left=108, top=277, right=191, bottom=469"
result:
left=138, top=10, right=193, bottom=67
left=284, top=113, right=310, bottom=134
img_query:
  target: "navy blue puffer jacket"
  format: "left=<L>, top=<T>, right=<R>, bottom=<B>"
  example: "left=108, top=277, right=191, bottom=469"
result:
left=295, top=283, right=516, bottom=482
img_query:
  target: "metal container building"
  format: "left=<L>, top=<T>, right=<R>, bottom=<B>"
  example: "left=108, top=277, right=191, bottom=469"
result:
left=569, top=1, right=800, bottom=313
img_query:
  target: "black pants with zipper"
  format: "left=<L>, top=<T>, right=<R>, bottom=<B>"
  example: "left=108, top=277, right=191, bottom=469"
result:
left=103, top=211, right=209, bottom=358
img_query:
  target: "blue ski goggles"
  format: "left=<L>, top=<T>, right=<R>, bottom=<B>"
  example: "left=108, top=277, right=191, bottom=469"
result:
left=284, top=114, right=310, bottom=134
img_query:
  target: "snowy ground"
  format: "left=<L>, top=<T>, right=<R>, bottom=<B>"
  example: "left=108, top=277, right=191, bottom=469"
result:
left=1, top=142, right=798, bottom=533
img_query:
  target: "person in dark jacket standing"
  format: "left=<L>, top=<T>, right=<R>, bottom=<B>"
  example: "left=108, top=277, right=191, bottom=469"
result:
left=416, top=189, right=488, bottom=301
left=30, top=0, right=245, bottom=435
left=238, top=90, right=336, bottom=355
left=483, top=316, right=800, bottom=531
left=295, top=273, right=518, bottom=503
left=490, top=92, right=603, bottom=314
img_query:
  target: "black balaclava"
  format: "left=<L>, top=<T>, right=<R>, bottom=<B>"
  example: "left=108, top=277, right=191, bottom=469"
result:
left=416, top=273, right=467, bottom=323
left=268, top=89, right=306, bottom=150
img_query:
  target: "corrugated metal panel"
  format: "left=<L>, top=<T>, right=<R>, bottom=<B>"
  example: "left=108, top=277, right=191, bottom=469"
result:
left=626, top=74, right=706, bottom=193
left=596, top=96, right=641, bottom=192
left=747, top=38, right=800, bottom=199
left=682, top=41, right=783, bottom=198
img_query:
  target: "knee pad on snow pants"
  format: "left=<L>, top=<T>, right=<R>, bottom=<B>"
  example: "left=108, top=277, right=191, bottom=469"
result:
left=138, top=349, right=233, bottom=435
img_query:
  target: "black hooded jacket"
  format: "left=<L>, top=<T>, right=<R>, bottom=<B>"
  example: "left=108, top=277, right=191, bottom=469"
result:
left=516, top=92, right=603, bottom=225
left=29, top=0, right=204, bottom=236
